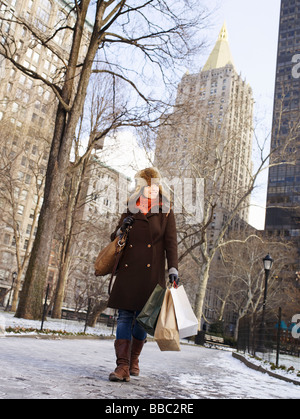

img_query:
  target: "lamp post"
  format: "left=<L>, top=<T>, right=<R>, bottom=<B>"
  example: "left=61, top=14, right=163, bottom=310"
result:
left=5, top=271, right=17, bottom=312
left=257, top=254, right=273, bottom=353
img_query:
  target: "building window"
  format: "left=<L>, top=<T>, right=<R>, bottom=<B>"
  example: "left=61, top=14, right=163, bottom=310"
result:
left=23, top=92, right=30, bottom=103
left=31, top=113, right=38, bottom=123
left=21, top=190, right=28, bottom=201
left=17, top=204, right=24, bottom=215
left=32, top=144, right=37, bottom=155
left=35, top=1, right=52, bottom=32
left=4, top=234, right=10, bottom=245
left=12, top=102, right=19, bottom=113
left=32, top=51, right=40, bottom=64
left=18, top=171, right=25, bottom=181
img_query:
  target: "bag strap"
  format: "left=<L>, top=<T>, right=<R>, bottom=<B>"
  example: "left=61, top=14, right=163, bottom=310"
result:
left=108, top=227, right=130, bottom=295
left=108, top=252, right=122, bottom=295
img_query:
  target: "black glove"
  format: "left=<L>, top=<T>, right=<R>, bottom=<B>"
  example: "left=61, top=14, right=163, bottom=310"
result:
left=169, top=273, right=179, bottom=286
left=120, top=216, right=135, bottom=232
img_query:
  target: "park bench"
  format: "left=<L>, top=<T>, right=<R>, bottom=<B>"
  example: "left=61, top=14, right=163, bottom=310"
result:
left=204, top=333, right=229, bottom=348
left=195, top=331, right=229, bottom=348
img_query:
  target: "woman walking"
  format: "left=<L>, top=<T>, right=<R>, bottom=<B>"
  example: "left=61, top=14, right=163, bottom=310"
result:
left=107, top=167, right=179, bottom=382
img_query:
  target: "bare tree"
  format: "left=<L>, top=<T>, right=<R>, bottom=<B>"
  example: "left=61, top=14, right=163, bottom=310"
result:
left=0, top=0, right=208, bottom=319
left=214, top=233, right=298, bottom=339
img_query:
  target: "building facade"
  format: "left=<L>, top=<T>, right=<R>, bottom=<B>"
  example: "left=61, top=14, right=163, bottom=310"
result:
left=265, top=0, right=300, bottom=240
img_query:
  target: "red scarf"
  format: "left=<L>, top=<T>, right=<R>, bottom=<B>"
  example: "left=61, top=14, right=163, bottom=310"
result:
left=136, top=195, right=161, bottom=215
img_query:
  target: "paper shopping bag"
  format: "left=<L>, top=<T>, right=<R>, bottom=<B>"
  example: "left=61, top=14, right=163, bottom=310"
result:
left=170, top=285, right=199, bottom=339
left=136, top=284, right=166, bottom=336
left=154, top=288, right=181, bottom=351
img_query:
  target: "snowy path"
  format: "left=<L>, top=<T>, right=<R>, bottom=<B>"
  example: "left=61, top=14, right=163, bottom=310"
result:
left=0, top=338, right=299, bottom=399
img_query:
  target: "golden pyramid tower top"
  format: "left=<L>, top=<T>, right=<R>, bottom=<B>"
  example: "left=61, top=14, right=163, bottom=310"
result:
left=202, top=22, right=235, bottom=71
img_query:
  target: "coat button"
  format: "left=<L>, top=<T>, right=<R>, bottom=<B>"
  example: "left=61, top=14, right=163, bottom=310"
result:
left=147, top=244, right=151, bottom=248
left=129, top=244, right=133, bottom=248
left=147, top=264, right=151, bottom=268
left=125, top=264, right=128, bottom=268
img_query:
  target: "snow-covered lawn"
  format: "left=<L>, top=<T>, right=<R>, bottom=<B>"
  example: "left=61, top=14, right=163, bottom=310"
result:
left=0, top=309, right=113, bottom=337
left=241, top=351, right=300, bottom=383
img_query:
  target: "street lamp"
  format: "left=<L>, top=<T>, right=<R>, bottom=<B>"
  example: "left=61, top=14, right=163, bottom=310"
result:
left=5, top=271, right=17, bottom=312
left=263, top=254, right=273, bottom=272
left=257, top=254, right=273, bottom=353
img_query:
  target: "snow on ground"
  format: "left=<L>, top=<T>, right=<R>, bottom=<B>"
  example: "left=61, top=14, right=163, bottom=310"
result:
left=242, top=351, right=300, bottom=383
left=261, top=352, right=300, bottom=372
left=0, top=338, right=299, bottom=399
left=1, top=309, right=299, bottom=388
left=173, top=348, right=300, bottom=399
left=0, top=309, right=114, bottom=337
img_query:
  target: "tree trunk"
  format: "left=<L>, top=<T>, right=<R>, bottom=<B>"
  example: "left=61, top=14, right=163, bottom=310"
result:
left=51, top=150, right=91, bottom=318
left=194, top=261, right=210, bottom=330
left=51, top=250, right=72, bottom=319
left=15, top=115, right=71, bottom=319
left=234, top=317, right=240, bottom=342
left=51, top=179, right=78, bottom=319
left=11, top=271, right=23, bottom=312
left=88, top=300, right=108, bottom=328
left=218, top=299, right=226, bottom=322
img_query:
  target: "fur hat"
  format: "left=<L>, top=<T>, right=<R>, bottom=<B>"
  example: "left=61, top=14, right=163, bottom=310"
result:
left=128, top=167, right=170, bottom=213
left=135, top=167, right=162, bottom=188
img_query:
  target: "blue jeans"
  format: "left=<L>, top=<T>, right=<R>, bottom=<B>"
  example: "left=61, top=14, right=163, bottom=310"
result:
left=116, top=309, right=147, bottom=341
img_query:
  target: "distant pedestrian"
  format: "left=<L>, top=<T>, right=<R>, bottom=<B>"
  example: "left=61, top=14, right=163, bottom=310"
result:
left=108, top=167, right=179, bottom=382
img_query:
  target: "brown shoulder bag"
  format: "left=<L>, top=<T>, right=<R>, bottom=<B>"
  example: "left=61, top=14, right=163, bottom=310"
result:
left=94, top=229, right=129, bottom=278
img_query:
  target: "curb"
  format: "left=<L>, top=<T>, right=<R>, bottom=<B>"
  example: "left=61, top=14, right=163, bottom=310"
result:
left=232, top=352, right=300, bottom=387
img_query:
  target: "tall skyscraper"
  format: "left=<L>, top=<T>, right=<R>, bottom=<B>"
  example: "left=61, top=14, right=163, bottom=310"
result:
left=155, top=23, right=254, bottom=228
left=265, top=0, right=300, bottom=241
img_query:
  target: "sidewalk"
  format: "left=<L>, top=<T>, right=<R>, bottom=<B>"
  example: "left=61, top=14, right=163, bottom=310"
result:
left=0, top=337, right=299, bottom=399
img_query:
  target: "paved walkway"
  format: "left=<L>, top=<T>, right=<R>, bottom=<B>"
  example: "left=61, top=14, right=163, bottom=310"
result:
left=0, top=337, right=299, bottom=399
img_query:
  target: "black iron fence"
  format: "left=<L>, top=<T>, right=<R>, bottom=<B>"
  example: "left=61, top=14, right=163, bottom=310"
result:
left=237, top=308, right=300, bottom=373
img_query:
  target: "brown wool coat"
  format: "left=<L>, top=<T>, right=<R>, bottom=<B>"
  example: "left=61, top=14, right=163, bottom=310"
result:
left=107, top=208, right=178, bottom=311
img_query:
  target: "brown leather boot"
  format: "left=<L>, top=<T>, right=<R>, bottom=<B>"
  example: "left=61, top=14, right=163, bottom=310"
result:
left=109, top=339, right=131, bottom=382
left=130, top=337, right=146, bottom=376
